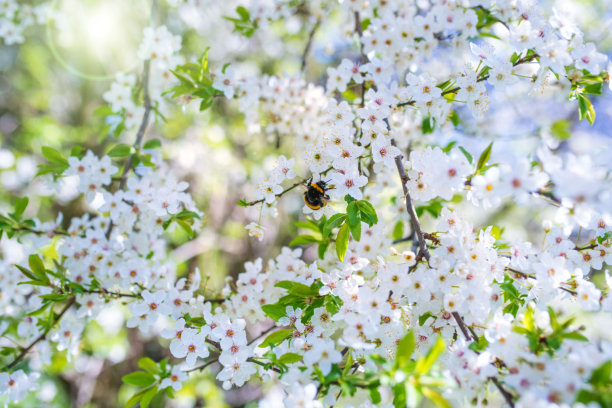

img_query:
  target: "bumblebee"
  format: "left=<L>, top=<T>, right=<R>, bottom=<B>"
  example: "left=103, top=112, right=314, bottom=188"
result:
left=304, top=179, right=331, bottom=210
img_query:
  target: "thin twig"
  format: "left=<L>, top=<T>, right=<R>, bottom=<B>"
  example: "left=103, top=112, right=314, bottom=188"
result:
left=491, top=376, right=517, bottom=407
left=2, top=297, right=76, bottom=371
left=301, top=19, right=321, bottom=72
left=105, top=58, right=153, bottom=239
left=390, top=139, right=430, bottom=262
left=452, top=311, right=515, bottom=407
left=452, top=312, right=472, bottom=341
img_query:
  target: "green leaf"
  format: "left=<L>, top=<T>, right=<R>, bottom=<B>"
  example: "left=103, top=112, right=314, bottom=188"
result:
left=392, top=382, right=407, bottom=408
left=274, top=281, right=319, bottom=297
left=317, top=241, right=329, bottom=260
left=323, top=214, right=346, bottom=238
left=392, top=221, right=404, bottom=241
left=14, top=197, right=28, bottom=217
left=551, top=120, right=571, bottom=140
left=577, top=93, right=596, bottom=125
left=589, top=361, right=612, bottom=386
left=419, top=312, right=435, bottom=326
left=395, top=331, right=415, bottom=370
left=421, top=387, right=452, bottom=408
left=442, top=140, right=457, bottom=153
left=336, top=223, right=350, bottom=262
left=70, top=145, right=85, bottom=158
left=261, top=303, right=287, bottom=321
left=94, top=105, right=115, bottom=117
left=416, top=336, right=445, bottom=374
left=224, top=6, right=258, bottom=38
left=122, top=371, right=156, bottom=387
left=289, top=235, right=320, bottom=246
left=15, top=265, right=38, bottom=281
left=278, top=352, right=302, bottom=364
left=422, top=116, right=435, bottom=134
left=28, top=254, right=47, bottom=281
left=258, top=329, right=293, bottom=348
left=143, top=139, right=162, bottom=149
left=458, top=146, right=473, bottom=164
left=41, top=146, right=68, bottom=165
left=476, top=142, right=493, bottom=172
left=140, top=386, right=158, bottom=408
left=583, top=82, right=603, bottom=95
left=295, top=221, right=322, bottom=234
left=138, top=357, right=161, bottom=374
left=561, top=332, right=589, bottom=342
left=107, top=144, right=132, bottom=157
left=357, top=200, right=378, bottom=226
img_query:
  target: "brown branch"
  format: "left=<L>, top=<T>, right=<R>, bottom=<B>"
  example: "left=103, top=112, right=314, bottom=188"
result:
left=2, top=297, right=76, bottom=371
left=301, top=19, right=321, bottom=72
left=452, top=312, right=472, bottom=341
left=243, top=164, right=337, bottom=207
left=105, top=58, right=153, bottom=240
left=491, top=376, right=517, bottom=408
left=390, top=139, right=430, bottom=262
left=452, top=311, right=515, bottom=407
left=244, top=179, right=304, bottom=207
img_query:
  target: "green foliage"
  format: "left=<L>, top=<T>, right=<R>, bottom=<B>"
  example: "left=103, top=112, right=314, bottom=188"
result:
left=371, top=332, right=451, bottom=408
left=289, top=197, right=378, bottom=262
left=499, top=275, right=526, bottom=317
left=415, top=198, right=444, bottom=219
left=37, top=146, right=69, bottom=178
left=457, top=146, right=473, bottom=164
left=577, top=93, right=596, bottom=125
left=162, top=210, right=201, bottom=238
left=476, top=142, right=493, bottom=173
left=123, top=357, right=172, bottom=408
left=551, top=120, right=571, bottom=140
left=224, top=6, right=259, bottom=38
left=107, top=143, right=132, bottom=157
left=513, top=306, right=588, bottom=356
left=576, top=361, right=612, bottom=406
left=258, top=329, right=293, bottom=348
left=261, top=280, right=330, bottom=327
left=163, top=49, right=220, bottom=111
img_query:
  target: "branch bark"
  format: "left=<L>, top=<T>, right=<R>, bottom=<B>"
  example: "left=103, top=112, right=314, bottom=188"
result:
left=2, top=297, right=76, bottom=371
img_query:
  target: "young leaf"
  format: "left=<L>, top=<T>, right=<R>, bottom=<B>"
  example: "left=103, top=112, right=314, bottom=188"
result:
left=122, top=371, right=156, bottom=387
left=458, top=146, right=473, bottom=164
left=289, top=235, right=320, bottom=246
left=143, top=139, right=162, bottom=149
left=107, top=144, right=132, bottom=157
left=41, top=146, right=68, bottom=165
left=476, top=142, right=493, bottom=172
left=323, top=214, right=346, bottom=238
left=14, top=197, right=28, bottom=217
left=138, top=357, right=161, bottom=374
left=395, top=331, right=415, bottom=370
left=578, top=93, right=596, bottom=125
left=258, top=329, right=293, bottom=348
left=336, top=223, right=350, bottom=262
left=28, top=254, right=47, bottom=281
left=261, top=303, right=287, bottom=321
left=278, top=352, right=302, bottom=364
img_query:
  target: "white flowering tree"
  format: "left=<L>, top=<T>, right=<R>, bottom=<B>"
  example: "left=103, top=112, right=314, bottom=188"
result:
left=1, top=0, right=612, bottom=407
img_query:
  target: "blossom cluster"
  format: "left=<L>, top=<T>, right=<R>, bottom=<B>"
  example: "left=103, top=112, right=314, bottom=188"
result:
left=0, top=0, right=62, bottom=45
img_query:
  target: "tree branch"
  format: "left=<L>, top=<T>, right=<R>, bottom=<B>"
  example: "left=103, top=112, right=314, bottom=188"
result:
left=390, top=139, right=430, bottom=262
left=2, top=297, right=76, bottom=371
left=301, top=19, right=321, bottom=72
left=105, top=54, right=153, bottom=240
